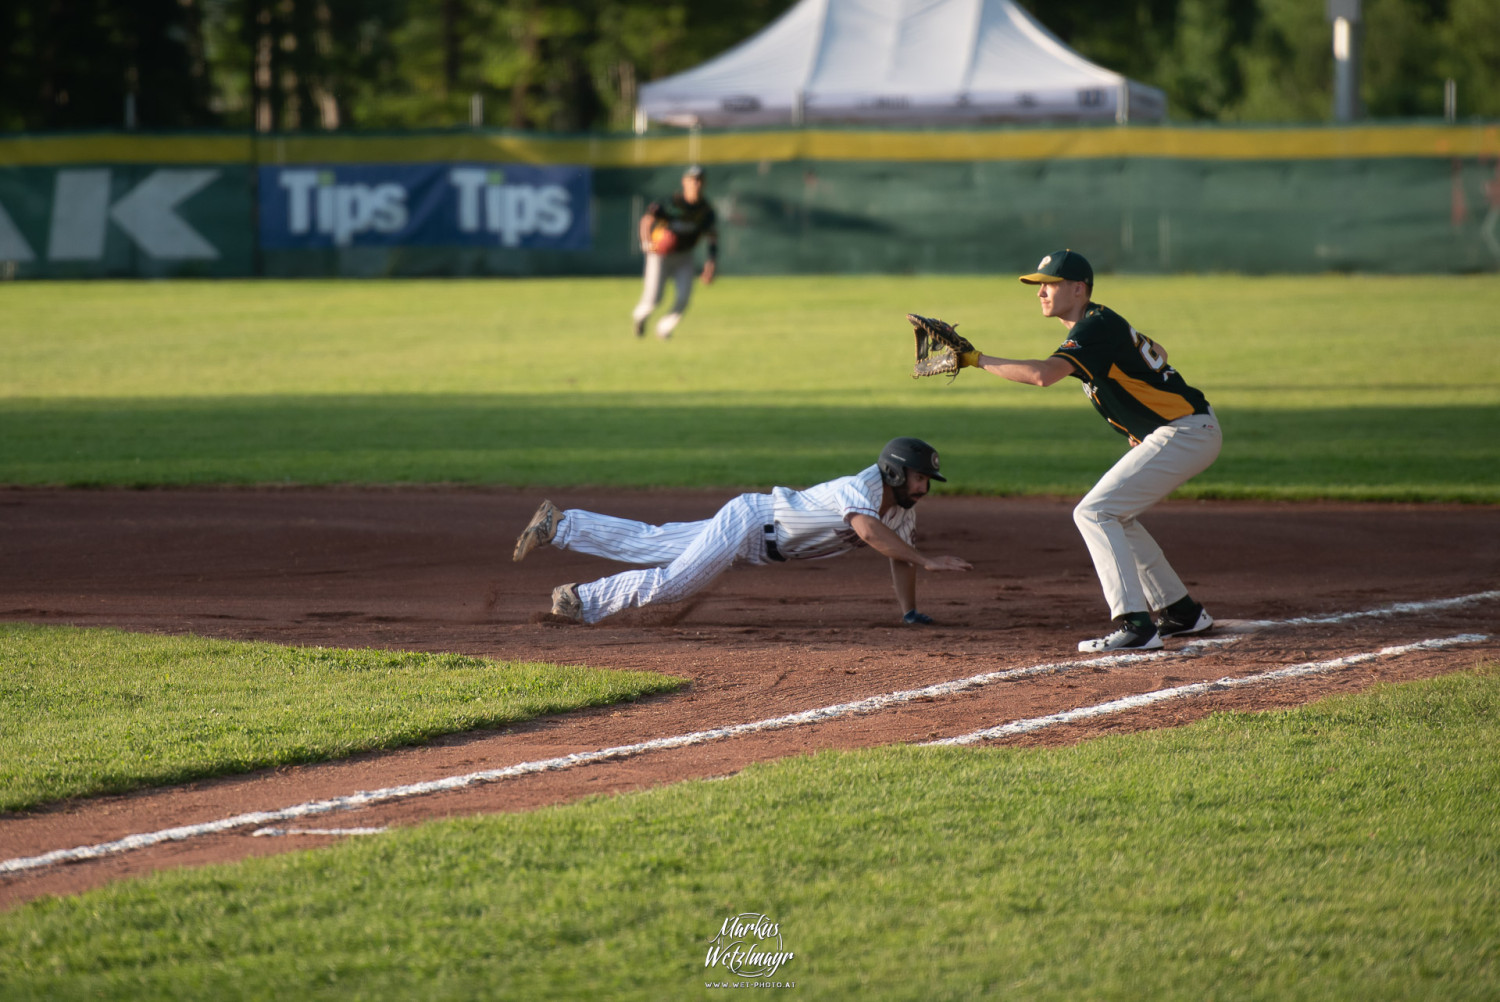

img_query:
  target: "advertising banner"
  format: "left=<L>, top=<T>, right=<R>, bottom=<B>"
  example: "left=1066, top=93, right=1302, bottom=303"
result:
left=257, top=163, right=592, bottom=251
left=0, top=165, right=252, bottom=278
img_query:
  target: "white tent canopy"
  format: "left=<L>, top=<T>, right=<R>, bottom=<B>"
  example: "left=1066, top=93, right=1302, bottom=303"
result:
left=636, top=0, right=1166, bottom=129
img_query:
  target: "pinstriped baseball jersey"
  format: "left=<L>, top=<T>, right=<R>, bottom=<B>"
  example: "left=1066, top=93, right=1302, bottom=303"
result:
left=1050, top=303, right=1211, bottom=446
left=771, top=464, right=915, bottom=560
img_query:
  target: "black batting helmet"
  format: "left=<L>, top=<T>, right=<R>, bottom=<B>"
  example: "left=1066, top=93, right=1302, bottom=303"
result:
left=878, top=437, right=946, bottom=487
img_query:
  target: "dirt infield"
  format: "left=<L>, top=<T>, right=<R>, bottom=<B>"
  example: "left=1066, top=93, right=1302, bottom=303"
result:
left=2, top=487, right=1498, bottom=908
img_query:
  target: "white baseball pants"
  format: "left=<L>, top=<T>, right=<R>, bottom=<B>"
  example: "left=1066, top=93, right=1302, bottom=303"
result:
left=632, top=250, right=696, bottom=337
left=555, top=494, right=774, bottom=623
left=1073, top=411, right=1222, bottom=618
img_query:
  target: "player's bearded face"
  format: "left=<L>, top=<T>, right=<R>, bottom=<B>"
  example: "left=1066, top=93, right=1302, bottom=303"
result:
left=893, top=471, right=930, bottom=509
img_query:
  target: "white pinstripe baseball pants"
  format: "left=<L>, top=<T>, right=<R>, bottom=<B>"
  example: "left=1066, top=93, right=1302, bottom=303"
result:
left=1073, top=410, right=1222, bottom=618
left=555, top=494, right=774, bottom=624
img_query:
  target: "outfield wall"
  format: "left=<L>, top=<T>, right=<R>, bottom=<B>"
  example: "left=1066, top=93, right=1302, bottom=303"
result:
left=1, top=124, right=1497, bottom=278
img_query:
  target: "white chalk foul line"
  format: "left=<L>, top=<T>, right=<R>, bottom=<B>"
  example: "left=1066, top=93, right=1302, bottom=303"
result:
left=250, top=827, right=388, bottom=838
left=2, top=591, right=1494, bottom=877
left=0, top=645, right=1195, bottom=876
left=925, top=634, right=1490, bottom=747
left=1239, top=590, right=1500, bottom=629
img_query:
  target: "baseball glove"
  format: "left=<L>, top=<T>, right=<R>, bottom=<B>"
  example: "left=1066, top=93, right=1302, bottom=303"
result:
left=908, top=313, right=980, bottom=379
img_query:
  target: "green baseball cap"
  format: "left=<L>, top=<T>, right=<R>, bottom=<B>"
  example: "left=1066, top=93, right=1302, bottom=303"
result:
left=1018, top=249, right=1093, bottom=284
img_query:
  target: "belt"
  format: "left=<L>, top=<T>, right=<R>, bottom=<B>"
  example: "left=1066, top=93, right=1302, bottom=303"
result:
left=763, top=524, right=786, bottom=562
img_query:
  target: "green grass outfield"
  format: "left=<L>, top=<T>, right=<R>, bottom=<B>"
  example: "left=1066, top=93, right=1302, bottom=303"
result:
left=0, top=624, right=683, bottom=813
left=3, top=666, right=1497, bottom=1001
left=2, top=275, right=1497, bottom=499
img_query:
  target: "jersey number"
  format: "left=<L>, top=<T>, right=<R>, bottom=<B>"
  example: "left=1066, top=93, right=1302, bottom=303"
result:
left=1130, top=329, right=1168, bottom=372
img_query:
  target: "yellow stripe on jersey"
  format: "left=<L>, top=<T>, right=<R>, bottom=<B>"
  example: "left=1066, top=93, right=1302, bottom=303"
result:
left=1107, top=363, right=1195, bottom=421
left=1051, top=351, right=1092, bottom=381
left=1105, top=417, right=1141, bottom=446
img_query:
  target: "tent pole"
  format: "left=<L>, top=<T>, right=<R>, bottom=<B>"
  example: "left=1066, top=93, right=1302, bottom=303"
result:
left=1327, top=0, right=1363, bottom=122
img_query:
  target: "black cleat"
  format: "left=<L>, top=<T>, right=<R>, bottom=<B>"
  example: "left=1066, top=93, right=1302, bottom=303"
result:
left=1156, top=599, right=1213, bottom=638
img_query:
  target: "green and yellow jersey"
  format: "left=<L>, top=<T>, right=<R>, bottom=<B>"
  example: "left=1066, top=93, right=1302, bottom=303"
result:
left=647, top=193, right=717, bottom=253
left=1050, top=302, right=1211, bottom=446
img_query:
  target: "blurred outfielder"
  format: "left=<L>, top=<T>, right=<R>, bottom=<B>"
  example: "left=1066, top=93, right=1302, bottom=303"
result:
left=632, top=165, right=718, bottom=340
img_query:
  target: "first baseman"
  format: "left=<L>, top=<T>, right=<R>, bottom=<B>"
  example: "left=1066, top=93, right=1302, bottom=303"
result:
left=956, top=250, right=1221, bottom=652
left=513, top=438, right=972, bottom=624
left=632, top=165, right=717, bottom=340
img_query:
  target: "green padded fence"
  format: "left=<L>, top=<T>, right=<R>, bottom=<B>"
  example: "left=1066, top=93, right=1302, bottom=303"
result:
left=1, top=124, right=1496, bottom=278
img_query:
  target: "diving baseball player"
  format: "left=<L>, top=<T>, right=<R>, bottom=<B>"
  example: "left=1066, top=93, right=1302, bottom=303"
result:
left=940, top=250, right=1220, bottom=652
left=631, top=165, right=717, bottom=340
left=512, top=438, right=971, bottom=624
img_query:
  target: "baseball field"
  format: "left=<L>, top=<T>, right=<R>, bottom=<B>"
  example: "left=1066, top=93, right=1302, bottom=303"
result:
left=1, top=275, right=1498, bottom=999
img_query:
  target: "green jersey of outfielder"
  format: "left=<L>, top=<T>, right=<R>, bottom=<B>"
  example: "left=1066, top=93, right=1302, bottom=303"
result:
left=955, top=249, right=1221, bottom=653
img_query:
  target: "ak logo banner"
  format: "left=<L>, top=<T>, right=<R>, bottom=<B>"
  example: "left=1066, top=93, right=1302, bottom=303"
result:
left=258, top=163, right=591, bottom=250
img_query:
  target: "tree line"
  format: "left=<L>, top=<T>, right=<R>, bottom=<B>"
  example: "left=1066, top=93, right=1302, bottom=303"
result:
left=2, top=0, right=1495, bottom=133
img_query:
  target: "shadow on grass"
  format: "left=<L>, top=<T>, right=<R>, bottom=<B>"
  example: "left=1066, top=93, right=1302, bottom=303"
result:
left=1, top=395, right=1496, bottom=500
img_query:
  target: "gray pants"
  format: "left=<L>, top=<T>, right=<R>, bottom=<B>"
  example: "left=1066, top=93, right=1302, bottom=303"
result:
left=632, top=250, right=696, bottom=337
left=1073, top=410, right=1222, bottom=618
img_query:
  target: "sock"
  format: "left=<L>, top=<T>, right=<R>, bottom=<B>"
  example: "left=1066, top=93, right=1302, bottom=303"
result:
left=1162, top=595, right=1199, bottom=619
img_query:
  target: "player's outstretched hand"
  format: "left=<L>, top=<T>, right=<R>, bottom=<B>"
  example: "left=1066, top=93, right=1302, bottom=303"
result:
left=902, top=610, right=934, bottom=625
left=923, top=555, right=973, bottom=572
